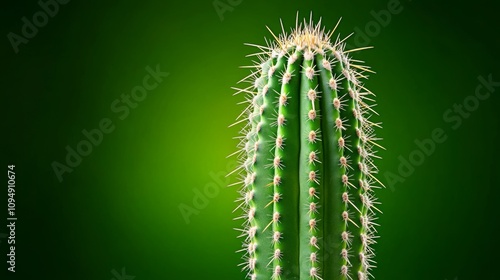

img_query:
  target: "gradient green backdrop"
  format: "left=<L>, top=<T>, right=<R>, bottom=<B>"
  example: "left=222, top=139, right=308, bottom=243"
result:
left=2, top=0, right=499, bottom=279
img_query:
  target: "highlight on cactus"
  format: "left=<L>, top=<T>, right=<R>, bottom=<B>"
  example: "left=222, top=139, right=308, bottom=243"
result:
left=229, top=14, right=384, bottom=280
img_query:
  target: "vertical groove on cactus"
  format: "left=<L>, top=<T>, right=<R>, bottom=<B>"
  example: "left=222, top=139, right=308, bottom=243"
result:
left=231, top=15, right=383, bottom=280
left=238, top=60, right=267, bottom=280
left=255, top=56, right=288, bottom=279
left=337, top=50, right=364, bottom=279
left=316, top=51, right=347, bottom=280
left=299, top=50, right=324, bottom=280
left=271, top=49, right=302, bottom=279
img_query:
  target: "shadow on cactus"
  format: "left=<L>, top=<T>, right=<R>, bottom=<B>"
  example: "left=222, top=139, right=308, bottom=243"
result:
left=229, top=14, right=384, bottom=280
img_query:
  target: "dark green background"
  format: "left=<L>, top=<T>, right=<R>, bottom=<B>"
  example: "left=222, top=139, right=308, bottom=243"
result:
left=2, top=0, right=499, bottom=279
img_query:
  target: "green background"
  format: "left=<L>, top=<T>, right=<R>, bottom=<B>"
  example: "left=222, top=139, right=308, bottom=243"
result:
left=1, top=0, right=499, bottom=279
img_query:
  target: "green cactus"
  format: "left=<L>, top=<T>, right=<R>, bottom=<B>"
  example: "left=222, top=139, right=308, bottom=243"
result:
left=231, top=15, right=383, bottom=280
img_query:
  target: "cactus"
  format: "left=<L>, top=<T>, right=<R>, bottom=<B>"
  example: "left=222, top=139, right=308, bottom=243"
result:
left=230, top=15, right=383, bottom=280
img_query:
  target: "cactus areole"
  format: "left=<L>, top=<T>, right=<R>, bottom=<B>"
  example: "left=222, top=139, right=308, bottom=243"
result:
left=231, top=16, right=384, bottom=280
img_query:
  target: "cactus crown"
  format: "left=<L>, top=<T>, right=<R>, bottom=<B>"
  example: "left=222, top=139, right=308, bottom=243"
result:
left=231, top=15, right=383, bottom=280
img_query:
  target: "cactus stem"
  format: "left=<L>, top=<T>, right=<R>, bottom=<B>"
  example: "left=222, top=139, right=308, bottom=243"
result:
left=233, top=16, right=383, bottom=280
